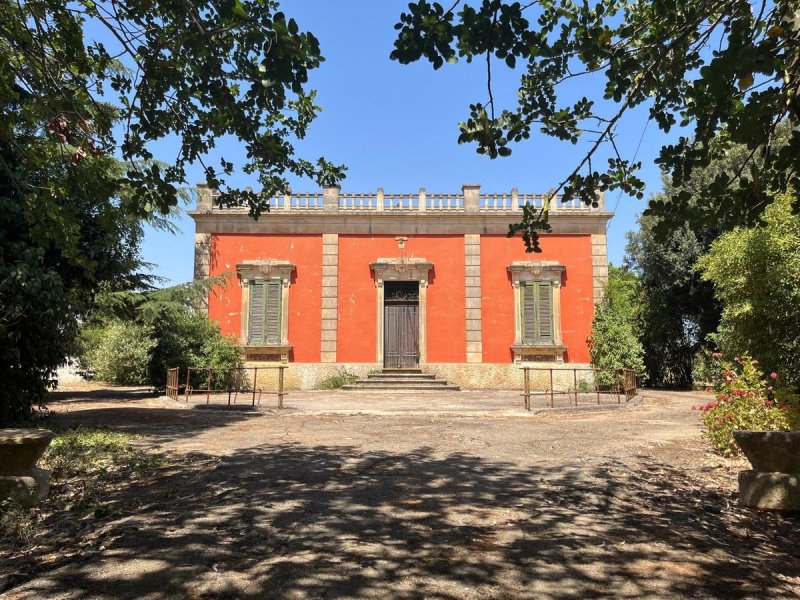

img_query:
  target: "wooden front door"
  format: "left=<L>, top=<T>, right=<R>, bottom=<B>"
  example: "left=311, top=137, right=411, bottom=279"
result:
left=384, top=282, right=419, bottom=368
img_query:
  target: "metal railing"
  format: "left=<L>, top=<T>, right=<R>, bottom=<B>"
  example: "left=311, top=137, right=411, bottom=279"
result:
left=166, top=365, right=288, bottom=408
left=520, top=367, right=638, bottom=411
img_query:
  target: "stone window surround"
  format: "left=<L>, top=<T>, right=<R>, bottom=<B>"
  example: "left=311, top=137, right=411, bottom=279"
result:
left=507, top=261, right=566, bottom=363
left=370, top=258, right=433, bottom=365
left=236, top=260, right=294, bottom=362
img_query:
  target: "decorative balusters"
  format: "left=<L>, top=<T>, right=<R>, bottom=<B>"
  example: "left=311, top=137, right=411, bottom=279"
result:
left=206, top=189, right=603, bottom=213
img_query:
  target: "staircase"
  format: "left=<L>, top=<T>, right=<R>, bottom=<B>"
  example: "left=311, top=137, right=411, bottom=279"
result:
left=342, top=368, right=460, bottom=392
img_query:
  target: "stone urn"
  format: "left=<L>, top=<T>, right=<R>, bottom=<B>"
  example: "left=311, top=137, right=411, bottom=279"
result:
left=733, top=430, right=800, bottom=511
left=0, top=429, right=55, bottom=507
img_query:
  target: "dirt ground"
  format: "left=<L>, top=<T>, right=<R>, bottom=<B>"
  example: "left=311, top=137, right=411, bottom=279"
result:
left=2, top=388, right=799, bottom=599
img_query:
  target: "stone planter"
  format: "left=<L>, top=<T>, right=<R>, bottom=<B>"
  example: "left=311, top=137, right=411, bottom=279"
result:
left=733, top=430, right=800, bottom=511
left=0, top=428, right=54, bottom=507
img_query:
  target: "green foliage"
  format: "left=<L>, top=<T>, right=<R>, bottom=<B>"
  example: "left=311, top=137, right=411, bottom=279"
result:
left=699, top=355, right=800, bottom=456
left=43, top=427, right=157, bottom=479
left=621, top=128, right=792, bottom=388
left=1, top=0, right=342, bottom=423
left=589, top=266, right=644, bottom=387
left=80, top=278, right=244, bottom=391
left=79, top=321, right=155, bottom=385
left=317, top=369, right=359, bottom=390
left=692, top=350, right=717, bottom=387
left=0, top=147, right=149, bottom=424
left=392, top=2, right=800, bottom=251
left=625, top=216, right=719, bottom=388
left=699, top=195, right=800, bottom=389
left=1, top=0, right=345, bottom=218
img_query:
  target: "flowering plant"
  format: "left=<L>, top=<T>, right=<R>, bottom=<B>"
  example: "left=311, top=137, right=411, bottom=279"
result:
left=696, top=354, right=800, bottom=455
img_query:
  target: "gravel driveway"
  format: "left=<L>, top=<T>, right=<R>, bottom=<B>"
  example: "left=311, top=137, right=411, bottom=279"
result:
left=2, top=389, right=798, bottom=599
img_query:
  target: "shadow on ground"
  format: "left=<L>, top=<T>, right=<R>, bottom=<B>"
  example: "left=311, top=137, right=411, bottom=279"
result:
left=3, top=442, right=798, bottom=598
left=42, top=391, right=262, bottom=447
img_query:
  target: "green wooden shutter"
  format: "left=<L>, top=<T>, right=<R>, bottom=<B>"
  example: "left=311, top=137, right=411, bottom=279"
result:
left=264, top=279, right=282, bottom=344
left=248, top=280, right=265, bottom=344
left=521, top=281, right=554, bottom=344
left=537, top=281, right=553, bottom=343
left=521, top=283, right=537, bottom=344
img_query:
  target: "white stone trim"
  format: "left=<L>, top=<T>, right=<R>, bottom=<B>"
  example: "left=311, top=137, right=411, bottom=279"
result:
left=370, top=258, right=433, bottom=366
left=237, top=260, right=294, bottom=362
left=321, top=234, right=339, bottom=362
left=464, top=234, right=482, bottom=362
left=507, top=261, right=566, bottom=363
left=191, top=212, right=613, bottom=236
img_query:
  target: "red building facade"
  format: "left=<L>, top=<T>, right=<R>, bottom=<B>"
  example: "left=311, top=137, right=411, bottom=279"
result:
left=192, top=185, right=611, bottom=389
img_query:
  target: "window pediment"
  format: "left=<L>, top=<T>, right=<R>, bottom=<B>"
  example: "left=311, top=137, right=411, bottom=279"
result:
left=507, top=261, right=564, bottom=285
left=236, top=260, right=295, bottom=283
left=370, top=257, right=433, bottom=286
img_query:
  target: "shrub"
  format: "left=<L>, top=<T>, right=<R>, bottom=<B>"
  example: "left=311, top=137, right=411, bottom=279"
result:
left=698, top=354, right=800, bottom=455
left=81, top=321, right=155, bottom=385
left=589, top=266, right=645, bottom=388
left=79, top=278, right=244, bottom=391
left=699, top=195, right=800, bottom=389
left=691, top=349, right=717, bottom=387
left=317, top=369, right=359, bottom=390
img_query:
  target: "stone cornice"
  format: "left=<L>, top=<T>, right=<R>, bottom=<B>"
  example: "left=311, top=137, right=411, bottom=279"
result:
left=190, top=211, right=613, bottom=236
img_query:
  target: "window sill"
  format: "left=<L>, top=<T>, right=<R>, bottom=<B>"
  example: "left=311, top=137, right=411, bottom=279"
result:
left=242, top=343, right=292, bottom=363
left=511, top=343, right=566, bottom=363
left=243, top=343, right=292, bottom=352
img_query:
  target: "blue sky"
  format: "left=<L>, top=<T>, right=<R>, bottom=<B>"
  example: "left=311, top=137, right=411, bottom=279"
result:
left=142, top=1, right=675, bottom=285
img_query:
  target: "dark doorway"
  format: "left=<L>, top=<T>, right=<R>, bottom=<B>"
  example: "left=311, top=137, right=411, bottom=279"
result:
left=384, top=281, right=419, bottom=369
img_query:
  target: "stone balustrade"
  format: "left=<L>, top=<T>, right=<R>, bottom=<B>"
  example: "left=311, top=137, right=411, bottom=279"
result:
left=196, top=183, right=605, bottom=214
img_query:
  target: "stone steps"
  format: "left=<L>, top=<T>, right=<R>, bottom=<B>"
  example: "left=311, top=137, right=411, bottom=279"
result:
left=343, top=369, right=459, bottom=392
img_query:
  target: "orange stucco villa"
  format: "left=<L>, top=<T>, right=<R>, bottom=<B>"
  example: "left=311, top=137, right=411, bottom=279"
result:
left=191, top=184, right=611, bottom=390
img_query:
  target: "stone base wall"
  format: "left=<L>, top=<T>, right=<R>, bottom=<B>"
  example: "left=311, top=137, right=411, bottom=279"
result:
left=244, top=362, right=594, bottom=391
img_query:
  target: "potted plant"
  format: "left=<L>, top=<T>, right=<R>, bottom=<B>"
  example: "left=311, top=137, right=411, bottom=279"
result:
left=698, top=355, right=800, bottom=510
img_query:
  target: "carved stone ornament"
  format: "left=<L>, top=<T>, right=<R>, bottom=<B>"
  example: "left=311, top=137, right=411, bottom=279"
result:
left=370, top=257, right=433, bottom=286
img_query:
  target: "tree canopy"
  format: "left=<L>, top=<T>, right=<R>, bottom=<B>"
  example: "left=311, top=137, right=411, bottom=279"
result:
left=699, top=195, right=800, bottom=389
left=391, top=0, right=800, bottom=250
left=1, top=0, right=345, bottom=220
left=1, top=0, right=341, bottom=423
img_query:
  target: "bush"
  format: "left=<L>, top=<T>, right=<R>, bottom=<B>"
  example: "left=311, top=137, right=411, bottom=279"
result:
left=691, top=349, right=717, bottom=387
left=589, top=267, right=645, bottom=388
left=699, top=195, right=800, bottom=389
left=317, top=369, right=359, bottom=390
left=698, top=354, right=800, bottom=455
left=79, top=279, right=244, bottom=391
left=81, top=321, right=155, bottom=385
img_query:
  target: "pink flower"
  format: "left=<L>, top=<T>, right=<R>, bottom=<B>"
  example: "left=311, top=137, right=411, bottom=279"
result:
left=712, top=352, right=722, bottom=359
left=770, top=372, right=778, bottom=380
left=706, top=386, right=713, bottom=393
left=752, top=359, right=759, bottom=364
left=768, top=386, right=773, bottom=392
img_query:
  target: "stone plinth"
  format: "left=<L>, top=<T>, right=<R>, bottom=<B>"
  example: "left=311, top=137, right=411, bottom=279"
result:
left=0, top=428, right=54, bottom=507
left=738, top=471, right=800, bottom=511
left=733, top=430, right=800, bottom=511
